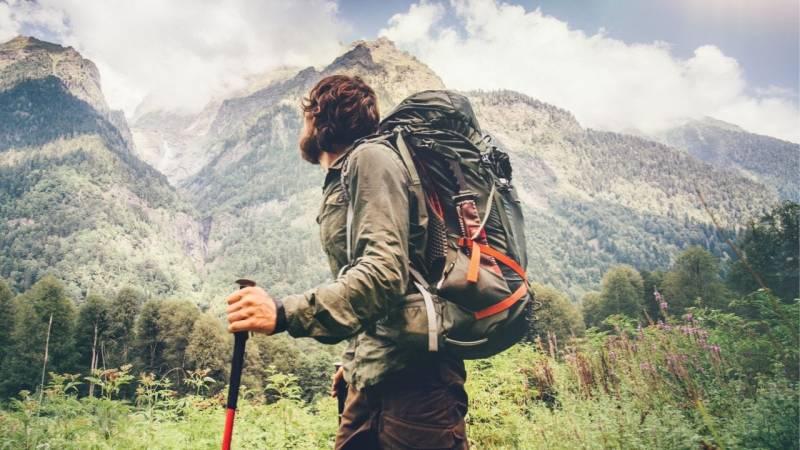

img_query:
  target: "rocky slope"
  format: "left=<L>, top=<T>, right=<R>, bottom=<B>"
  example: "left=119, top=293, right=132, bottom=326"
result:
left=656, top=117, right=799, bottom=202
left=0, top=36, right=205, bottom=299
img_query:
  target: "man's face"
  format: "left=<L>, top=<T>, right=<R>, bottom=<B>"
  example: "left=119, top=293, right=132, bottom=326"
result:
left=298, top=111, right=321, bottom=164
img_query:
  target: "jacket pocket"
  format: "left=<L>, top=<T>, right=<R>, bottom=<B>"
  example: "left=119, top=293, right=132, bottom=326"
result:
left=376, top=293, right=442, bottom=350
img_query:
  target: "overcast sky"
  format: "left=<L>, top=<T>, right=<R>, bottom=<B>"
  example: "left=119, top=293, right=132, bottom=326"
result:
left=1, top=0, right=798, bottom=142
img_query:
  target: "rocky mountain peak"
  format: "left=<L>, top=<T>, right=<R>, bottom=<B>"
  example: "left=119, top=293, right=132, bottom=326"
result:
left=0, top=35, right=107, bottom=112
left=324, top=38, right=445, bottom=111
left=2, top=35, right=66, bottom=52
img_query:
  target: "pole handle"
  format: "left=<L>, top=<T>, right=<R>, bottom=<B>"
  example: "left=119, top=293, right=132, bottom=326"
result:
left=223, top=279, right=256, bottom=450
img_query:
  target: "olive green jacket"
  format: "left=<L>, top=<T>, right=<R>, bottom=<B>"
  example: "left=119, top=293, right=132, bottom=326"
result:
left=280, top=141, right=423, bottom=389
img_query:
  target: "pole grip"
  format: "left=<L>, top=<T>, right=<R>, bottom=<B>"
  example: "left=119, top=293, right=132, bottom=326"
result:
left=226, top=331, right=248, bottom=409
left=222, top=278, right=255, bottom=450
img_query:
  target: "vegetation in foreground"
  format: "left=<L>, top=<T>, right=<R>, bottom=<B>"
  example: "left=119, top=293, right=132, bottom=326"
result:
left=0, top=291, right=797, bottom=449
left=0, top=203, right=797, bottom=449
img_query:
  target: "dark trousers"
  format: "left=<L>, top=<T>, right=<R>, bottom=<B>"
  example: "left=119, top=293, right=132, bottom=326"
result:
left=335, top=358, right=469, bottom=449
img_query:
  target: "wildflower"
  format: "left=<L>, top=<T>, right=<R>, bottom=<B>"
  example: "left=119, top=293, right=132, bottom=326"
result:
left=656, top=320, right=672, bottom=331
left=683, top=313, right=693, bottom=322
left=654, top=289, right=668, bottom=311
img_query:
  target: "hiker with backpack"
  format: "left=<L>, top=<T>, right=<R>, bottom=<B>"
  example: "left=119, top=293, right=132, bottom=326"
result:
left=225, top=75, right=532, bottom=449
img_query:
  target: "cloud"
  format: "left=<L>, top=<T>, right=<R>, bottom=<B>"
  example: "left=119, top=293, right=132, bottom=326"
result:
left=380, top=0, right=800, bottom=142
left=0, top=0, right=68, bottom=42
left=1, top=0, right=348, bottom=116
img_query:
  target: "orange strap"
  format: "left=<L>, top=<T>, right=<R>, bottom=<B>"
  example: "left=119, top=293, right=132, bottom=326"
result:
left=466, top=240, right=481, bottom=283
left=458, top=238, right=526, bottom=279
left=474, top=283, right=529, bottom=320
left=457, top=238, right=530, bottom=319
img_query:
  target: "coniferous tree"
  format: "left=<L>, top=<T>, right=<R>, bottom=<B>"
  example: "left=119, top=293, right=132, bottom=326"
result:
left=581, top=291, right=603, bottom=328
left=185, top=313, right=230, bottom=382
left=0, top=278, right=13, bottom=367
left=0, top=276, right=76, bottom=397
left=728, top=201, right=799, bottom=303
left=157, top=299, right=200, bottom=375
left=531, top=283, right=585, bottom=342
left=662, top=246, right=728, bottom=312
left=105, top=287, right=144, bottom=367
left=133, top=299, right=162, bottom=373
left=75, top=294, right=109, bottom=379
left=598, top=265, right=645, bottom=321
left=133, top=299, right=200, bottom=377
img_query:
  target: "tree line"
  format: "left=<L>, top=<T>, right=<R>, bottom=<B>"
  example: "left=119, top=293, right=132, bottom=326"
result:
left=0, top=278, right=336, bottom=401
left=1, top=201, right=795, bottom=401
left=530, top=201, right=798, bottom=341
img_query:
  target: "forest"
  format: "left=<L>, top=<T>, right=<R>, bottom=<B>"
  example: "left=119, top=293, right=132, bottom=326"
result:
left=0, top=202, right=797, bottom=449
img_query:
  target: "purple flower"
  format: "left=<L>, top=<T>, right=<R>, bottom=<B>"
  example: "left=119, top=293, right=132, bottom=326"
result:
left=683, top=313, right=693, bottom=322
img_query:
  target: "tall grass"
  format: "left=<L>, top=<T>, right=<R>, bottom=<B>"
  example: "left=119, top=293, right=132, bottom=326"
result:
left=1, top=295, right=797, bottom=449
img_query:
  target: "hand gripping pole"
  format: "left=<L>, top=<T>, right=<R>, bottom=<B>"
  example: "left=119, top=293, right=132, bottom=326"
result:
left=222, top=278, right=255, bottom=450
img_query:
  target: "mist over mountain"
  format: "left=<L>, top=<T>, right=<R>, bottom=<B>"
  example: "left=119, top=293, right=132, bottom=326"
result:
left=0, top=36, right=786, bottom=303
left=655, top=117, right=800, bottom=202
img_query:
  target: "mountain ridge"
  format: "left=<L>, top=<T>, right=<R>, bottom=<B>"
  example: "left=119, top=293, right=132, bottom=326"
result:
left=656, top=117, right=799, bottom=202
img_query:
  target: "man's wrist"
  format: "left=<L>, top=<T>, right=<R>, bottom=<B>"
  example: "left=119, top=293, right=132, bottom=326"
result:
left=272, top=298, right=287, bottom=334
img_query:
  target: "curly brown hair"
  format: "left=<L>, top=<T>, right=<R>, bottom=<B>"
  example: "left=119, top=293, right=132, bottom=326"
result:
left=299, top=75, right=380, bottom=164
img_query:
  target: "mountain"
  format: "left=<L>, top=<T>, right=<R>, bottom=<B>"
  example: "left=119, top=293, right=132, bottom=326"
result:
left=129, top=67, right=303, bottom=185
left=0, top=36, right=204, bottom=299
left=656, top=117, right=799, bottom=202
left=172, top=39, right=776, bottom=302
left=468, top=92, right=774, bottom=296
left=0, top=36, right=782, bottom=304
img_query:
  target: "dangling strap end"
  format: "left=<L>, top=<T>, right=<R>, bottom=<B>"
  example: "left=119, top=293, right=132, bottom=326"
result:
left=466, top=240, right=481, bottom=283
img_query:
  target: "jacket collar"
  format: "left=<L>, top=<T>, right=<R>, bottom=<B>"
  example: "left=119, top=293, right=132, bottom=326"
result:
left=322, top=143, right=355, bottom=187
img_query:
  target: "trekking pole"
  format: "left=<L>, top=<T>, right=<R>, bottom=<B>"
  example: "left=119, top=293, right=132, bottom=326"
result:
left=222, top=278, right=255, bottom=450
left=333, top=362, right=348, bottom=424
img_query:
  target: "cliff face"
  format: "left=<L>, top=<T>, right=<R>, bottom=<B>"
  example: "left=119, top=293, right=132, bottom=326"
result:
left=0, top=36, right=107, bottom=112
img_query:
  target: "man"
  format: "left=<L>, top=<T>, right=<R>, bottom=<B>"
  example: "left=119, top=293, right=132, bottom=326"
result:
left=225, top=74, right=469, bottom=449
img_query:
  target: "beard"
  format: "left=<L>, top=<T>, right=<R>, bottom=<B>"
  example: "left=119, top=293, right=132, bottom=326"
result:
left=299, top=131, right=322, bottom=165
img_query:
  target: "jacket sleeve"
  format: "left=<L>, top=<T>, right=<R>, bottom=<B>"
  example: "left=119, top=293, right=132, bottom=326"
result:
left=280, top=143, right=410, bottom=342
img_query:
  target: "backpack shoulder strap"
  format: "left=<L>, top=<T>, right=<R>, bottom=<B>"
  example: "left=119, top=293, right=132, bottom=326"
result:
left=339, top=130, right=429, bottom=276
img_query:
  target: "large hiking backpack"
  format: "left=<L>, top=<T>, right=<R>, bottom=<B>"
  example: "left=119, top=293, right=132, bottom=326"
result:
left=343, top=90, right=532, bottom=359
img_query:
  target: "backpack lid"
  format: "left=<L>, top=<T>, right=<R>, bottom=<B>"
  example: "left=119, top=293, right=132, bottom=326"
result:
left=380, top=90, right=483, bottom=139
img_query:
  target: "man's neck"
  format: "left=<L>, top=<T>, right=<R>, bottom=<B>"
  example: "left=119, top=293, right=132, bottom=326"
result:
left=319, top=144, right=349, bottom=170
